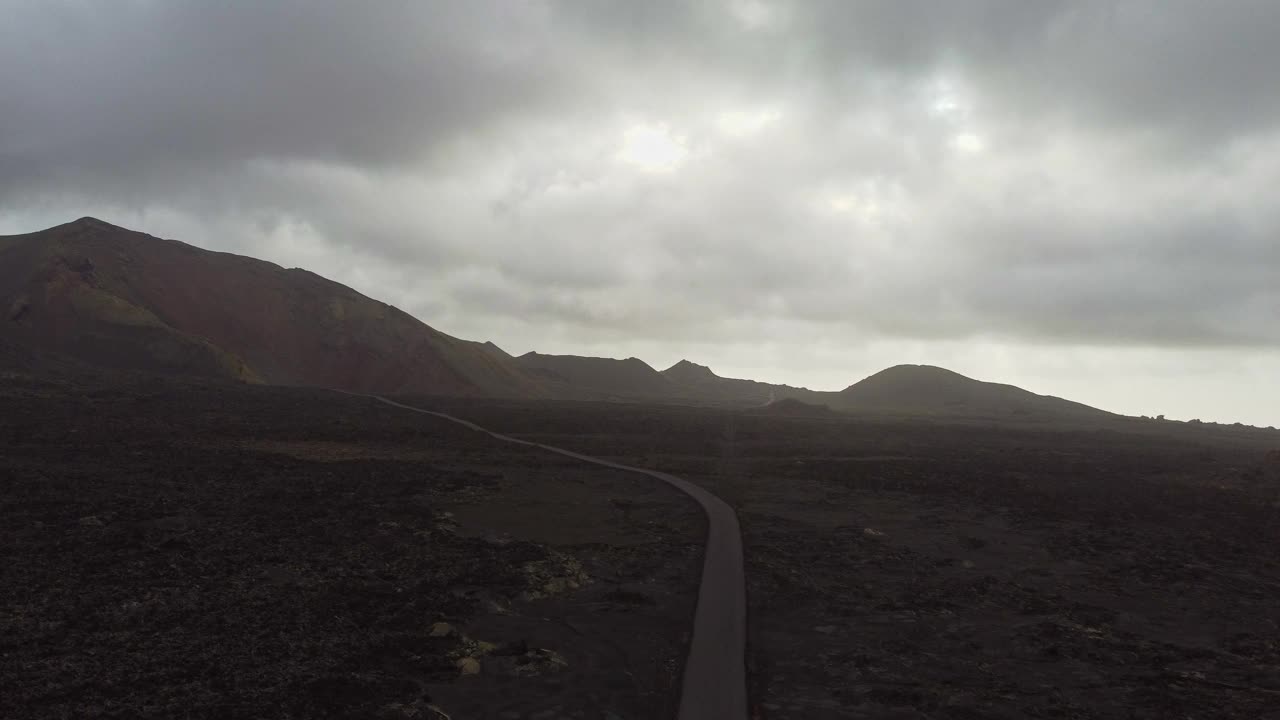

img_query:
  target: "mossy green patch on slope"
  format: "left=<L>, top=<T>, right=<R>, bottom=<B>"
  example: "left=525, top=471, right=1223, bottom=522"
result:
left=66, top=284, right=166, bottom=328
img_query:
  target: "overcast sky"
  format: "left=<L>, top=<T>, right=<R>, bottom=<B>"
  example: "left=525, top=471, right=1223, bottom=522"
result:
left=3, top=1, right=1278, bottom=426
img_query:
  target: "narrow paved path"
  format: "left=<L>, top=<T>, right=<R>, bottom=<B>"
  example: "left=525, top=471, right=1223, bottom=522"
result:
left=357, top=394, right=748, bottom=720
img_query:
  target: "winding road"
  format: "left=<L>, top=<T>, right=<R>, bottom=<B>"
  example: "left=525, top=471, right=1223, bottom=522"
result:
left=358, top=394, right=748, bottom=720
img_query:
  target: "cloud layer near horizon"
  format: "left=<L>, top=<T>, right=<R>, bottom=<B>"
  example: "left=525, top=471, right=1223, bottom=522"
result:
left=3, top=1, right=1279, bottom=424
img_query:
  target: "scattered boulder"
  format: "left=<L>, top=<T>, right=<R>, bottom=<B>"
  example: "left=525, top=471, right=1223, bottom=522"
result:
left=456, top=637, right=497, bottom=658
left=429, top=622, right=455, bottom=638
left=521, top=551, right=589, bottom=600
left=455, top=657, right=481, bottom=675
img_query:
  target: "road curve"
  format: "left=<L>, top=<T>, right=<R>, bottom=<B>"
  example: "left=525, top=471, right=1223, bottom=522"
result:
left=358, top=394, right=748, bottom=720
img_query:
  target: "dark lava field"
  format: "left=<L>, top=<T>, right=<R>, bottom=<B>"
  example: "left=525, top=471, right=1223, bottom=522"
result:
left=424, top=396, right=1280, bottom=719
left=3, top=376, right=1278, bottom=718
left=1, top=378, right=701, bottom=719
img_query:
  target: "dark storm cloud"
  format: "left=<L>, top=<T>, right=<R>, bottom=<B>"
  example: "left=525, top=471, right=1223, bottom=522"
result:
left=0, top=2, right=576, bottom=196
left=4, top=0, right=1280, bottom=352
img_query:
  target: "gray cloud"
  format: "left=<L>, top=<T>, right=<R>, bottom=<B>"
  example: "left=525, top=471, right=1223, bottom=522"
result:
left=1, top=1, right=578, bottom=198
left=3, top=0, right=1280, bottom=423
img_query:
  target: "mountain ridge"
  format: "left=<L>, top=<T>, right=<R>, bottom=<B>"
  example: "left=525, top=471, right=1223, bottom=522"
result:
left=514, top=352, right=673, bottom=400
left=1, top=217, right=1118, bottom=422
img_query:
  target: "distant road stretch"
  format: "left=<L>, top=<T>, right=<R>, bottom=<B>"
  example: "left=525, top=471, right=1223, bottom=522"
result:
left=352, top=393, right=748, bottom=720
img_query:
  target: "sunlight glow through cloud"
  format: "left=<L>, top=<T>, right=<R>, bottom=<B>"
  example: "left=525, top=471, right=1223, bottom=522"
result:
left=951, top=132, right=986, bottom=153
left=616, top=123, right=689, bottom=173
left=728, top=0, right=786, bottom=30
left=717, top=108, right=781, bottom=137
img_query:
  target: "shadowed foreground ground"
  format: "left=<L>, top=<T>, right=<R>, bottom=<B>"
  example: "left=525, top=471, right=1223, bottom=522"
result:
left=0, top=378, right=702, bottom=719
left=5, top=375, right=1278, bottom=719
left=424, top=397, right=1280, bottom=719
left=364, top=395, right=747, bottom=720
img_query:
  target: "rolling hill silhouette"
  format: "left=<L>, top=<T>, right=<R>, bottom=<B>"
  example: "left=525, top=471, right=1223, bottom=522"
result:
left=661, top=359, right=830, bottom=406
left=514, top=352, right=673, bottom=400
left=1, top=218, right=1118, bottom=423
left=839, top=364, right=1109, bottom=420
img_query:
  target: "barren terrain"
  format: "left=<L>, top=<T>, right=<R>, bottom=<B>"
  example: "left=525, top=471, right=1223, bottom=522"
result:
left=0, top=379, right=702, bottom=719
left=423, top=396, right=1280, bottom=719
left=6, top=375, right=1279, bottom=719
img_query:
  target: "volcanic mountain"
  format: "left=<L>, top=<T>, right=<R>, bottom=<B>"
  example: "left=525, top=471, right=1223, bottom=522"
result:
left=661, top=359, right=832, bottom=406
left=838, top=365, right=1109, bottom=420
left=0, top=218, right=541, bottom=397
left=514, top=352, right=674, bottom=400
left=2, top=218, right=1117, bottom=421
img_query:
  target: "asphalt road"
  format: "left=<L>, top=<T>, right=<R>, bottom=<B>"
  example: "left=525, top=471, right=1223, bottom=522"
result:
left=362, top=395, right=748, bottom=720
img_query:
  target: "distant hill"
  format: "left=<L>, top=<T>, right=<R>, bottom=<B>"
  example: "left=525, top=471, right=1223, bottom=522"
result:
left=661, top=359, right=721, bottom=385
left=837, top=364, right=1108, bottom=420
left=0, top=218, right=542, bottom=397
left=509, top=353, right=836, bottom=406
left=661, top=359, right=835, bottom=407
left=514, top=352, right=673, bottom=400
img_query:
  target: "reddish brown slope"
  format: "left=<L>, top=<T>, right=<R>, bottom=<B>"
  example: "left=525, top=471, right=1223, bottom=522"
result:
left=0, top=218, right=542, bottom=397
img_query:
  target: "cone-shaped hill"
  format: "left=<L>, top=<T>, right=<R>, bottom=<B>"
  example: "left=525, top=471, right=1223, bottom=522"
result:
left=838, top=364, right=1108, bottom=420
